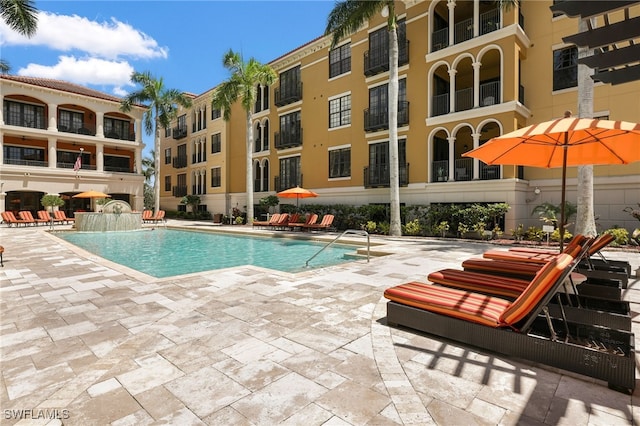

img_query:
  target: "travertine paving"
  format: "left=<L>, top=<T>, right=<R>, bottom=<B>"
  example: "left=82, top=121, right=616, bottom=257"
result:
left=1, top=221, right=638, bottom=425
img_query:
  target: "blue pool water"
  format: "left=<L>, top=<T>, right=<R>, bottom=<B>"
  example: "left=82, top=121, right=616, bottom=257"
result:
left=57, top=229, right=358, bottom=277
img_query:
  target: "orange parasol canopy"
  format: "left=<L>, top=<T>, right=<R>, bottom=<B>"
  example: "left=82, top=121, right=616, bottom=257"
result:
left=464, top=112, right=640, bottom=249
left=277, top=186, right=318, bottom=207
left=72, top=190, right=110, bottom=199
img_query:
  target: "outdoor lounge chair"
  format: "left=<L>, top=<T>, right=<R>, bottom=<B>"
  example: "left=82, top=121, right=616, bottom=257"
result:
left=384, top=244, right=636, bottom=393
left=19, top=211, right=48, bottom=226
left=269, top=213, right=290, bottom=230
left=148, top=210, right=166, bottom=224
left=38, top=210, right=65, bottom=225
left=303, top=214, right=334, bottom=231
left=142, top=210, right=153, bottom=223
left=253, top=213, right=281, bottom=228
left=1, top=211, right=29, bottom=227
left=54, top=210, right=75, bottom=224
left=290, top=213, right=317, bottom=230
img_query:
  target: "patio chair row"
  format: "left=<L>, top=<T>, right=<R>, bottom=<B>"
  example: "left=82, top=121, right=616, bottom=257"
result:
left=384, top=235, right=636, bottom=393
left=252, top=213, right=334, bottom=231
left=1, top=210, right=75, bottom=227
left=142, top=210, right=166, bottom=224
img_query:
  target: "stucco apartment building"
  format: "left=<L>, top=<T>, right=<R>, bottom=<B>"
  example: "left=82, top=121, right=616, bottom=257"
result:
left=158, top=1, right=640, bottom=232
left=0, top=75, right=147, bottom=216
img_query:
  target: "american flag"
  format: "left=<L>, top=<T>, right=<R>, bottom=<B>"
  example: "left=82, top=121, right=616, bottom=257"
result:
left=73, top=154, right=82, bottom=172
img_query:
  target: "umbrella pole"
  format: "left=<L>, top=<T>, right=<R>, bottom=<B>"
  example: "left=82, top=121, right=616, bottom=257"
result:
left=559, top=134, right=568, bottom=252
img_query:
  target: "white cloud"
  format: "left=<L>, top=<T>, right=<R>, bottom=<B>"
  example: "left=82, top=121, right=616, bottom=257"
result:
left=18, top=56, right=135, bottom=91
left=0, top=11, right=168, bottom=60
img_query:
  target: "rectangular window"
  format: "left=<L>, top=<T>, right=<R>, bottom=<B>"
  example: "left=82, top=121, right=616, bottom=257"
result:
left=3, top=145, right=46, bottom=166
left=211, top=167, right=221, bottom=187
left=329, top=147, right=351, bottom=178
left=279, top=156, right=301, bottom=189
left=553, top=46, right=577, bottom=91
left=3, top=100, right=45, bottom=128
left=211, top=133, right=221, bottom=153
left=164, top=148, right=171, bottom=164
left=164, top=127, right=171, bottom=137
left=164, top=175, right=171, bottom=192
left=211, top=108, right=221, bottom=120
left=329, top=95, right=351, bottom=128
left=104, top=155, right=130, bottom=172
left=367, top=139, right=407, bottom=186
left=104, top=117, right=130, bottom=140
left=329, top=43, right=351, bottom=78
left=59, top=109, right=84, bottom=132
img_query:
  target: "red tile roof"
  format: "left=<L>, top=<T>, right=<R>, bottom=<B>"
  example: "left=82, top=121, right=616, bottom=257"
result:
left=1, top=74, right=136, bottom=105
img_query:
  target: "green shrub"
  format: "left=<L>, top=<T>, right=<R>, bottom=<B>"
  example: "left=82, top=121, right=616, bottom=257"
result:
left=525, top=226, right=545, bottom=242
left=434, top=221, right=449, bottom=237
left=403, top=219, right=422, bottom=236
left=550, top=229, right=572, bottom=242
left=363, top=221, right=377, bottom=233
left=511, top=224, right=525, bottom=241
left=376, top=222, right=390, bottom=235
left=603, top=227, right=629, bottom=246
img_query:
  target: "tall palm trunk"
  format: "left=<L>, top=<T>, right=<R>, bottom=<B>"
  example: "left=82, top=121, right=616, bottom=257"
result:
left=388, top=24, right=401, bottom=237
left=245, top=109, right=255, bottom=224
left=575, top=17, right=597, bottom=237
left=154, top=120, right=161, bottom=213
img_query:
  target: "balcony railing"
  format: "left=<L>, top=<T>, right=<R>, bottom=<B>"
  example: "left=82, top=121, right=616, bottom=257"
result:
left=172, top=126, right=187, bottom=140
left=57, top=162, right=96, bottom=171
left=432, top=94, right=449, bottom=117
left=455, top=17, right=474, bottom=44
left=274, top=128, right=303, bottom=149
left=104, top=166, right=132, bottom=173
left=364, top=163, right=409, bottom=188
left=105, top=130, right=134, bottom=141
left=480, top=81, right=500, bottom=106
left=432, top=160, right=449, bottom=182
left=480, top=8, right=500, bottom=35
left=172, top=155, right=187, bottom=169
left=172, top=186, right=187, bottom=197
left=59, top=125, right=96, bottom=136
left=363, top=40, right=410, bottom=76
left=364, top=101, right=409, bottom=132
left=4, top=116, right=46, bottom=129
left=274, top=82, right=303, bottom=107
left=454, top=158, right=473, bottom=181
left=480, top=163, right=500, bottom=180
left=4, top=158, right=48, bottom=167
left=455, top=87, right=473, bottom=112
left=432, top=28, right=448, bottom=52
left=274, top=175, right=303, bottom=193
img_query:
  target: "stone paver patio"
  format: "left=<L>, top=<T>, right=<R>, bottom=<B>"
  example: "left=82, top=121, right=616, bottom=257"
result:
left=1, top=221, right=638, bottom=425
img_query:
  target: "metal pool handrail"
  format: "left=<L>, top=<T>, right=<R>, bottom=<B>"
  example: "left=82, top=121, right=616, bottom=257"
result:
left=305, top=229, right=370, bottom=268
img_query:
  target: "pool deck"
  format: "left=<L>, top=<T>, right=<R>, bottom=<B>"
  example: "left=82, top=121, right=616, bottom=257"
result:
left=1, top=220, right=639, bottom=425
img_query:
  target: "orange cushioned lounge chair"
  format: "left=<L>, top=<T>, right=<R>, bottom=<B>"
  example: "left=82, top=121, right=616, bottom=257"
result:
left=384, top=244, right=636, bottom=393
left=142, top=210, right=153, bottom=223
left=303, top=214, right=334, bottom=231
left=290, top=213, right=317, bottom=231
left=148, top=210, right=166, bottom=224
left=19, top=211, right=48, bottom=226
left=253, top=213, right=281, bottom=228
left=38, top=210, right=65, bottom=224
left=2, top=211, right=29, bottom=227
left=54, top=210, right=75, bottom=224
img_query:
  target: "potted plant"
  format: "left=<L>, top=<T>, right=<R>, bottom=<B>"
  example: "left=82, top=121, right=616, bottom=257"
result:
left=41, top=194, right=65, bottom=213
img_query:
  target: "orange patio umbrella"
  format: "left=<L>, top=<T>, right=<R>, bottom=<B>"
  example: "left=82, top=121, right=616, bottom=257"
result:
left=72, top=190, right=110, bottom=199
left=463, top=111, right=640, bottom=249
left=277, top=186, right=318, bottom=208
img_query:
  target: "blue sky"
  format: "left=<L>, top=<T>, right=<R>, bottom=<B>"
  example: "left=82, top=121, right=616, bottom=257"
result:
left=1, top=0, right=337, bottom=152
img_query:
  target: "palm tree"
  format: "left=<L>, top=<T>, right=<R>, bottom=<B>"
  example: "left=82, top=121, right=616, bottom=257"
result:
left=1, top=0, right=38, bottom=37
left=0, top=59, right=9, bottom=74
left=211, top=49, right=277, bottom=225
left=325, top=0, right=402, bottom=236
left=120, top=71, right=192, bottom=213
left=141, top=151, right=155, bottom=209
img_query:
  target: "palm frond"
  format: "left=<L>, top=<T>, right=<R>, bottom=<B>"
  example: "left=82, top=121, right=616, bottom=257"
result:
left=325, top=0, right=385, bottom=47
left=1, top=0, right=38, bottom=37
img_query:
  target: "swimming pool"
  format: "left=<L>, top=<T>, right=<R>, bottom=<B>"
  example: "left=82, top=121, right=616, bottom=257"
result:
left=57, top=228, right=360, bottom=277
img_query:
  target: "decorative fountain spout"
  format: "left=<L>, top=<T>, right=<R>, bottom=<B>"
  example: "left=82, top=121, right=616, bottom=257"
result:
left=74, top=200, right=142, bottom=232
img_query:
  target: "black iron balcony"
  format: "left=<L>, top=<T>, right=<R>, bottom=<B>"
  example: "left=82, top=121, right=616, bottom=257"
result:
left=432, top=160, right=449, bottom=182
left=480, top=81, right=500, bottom=107
left=480, top=8, right=501, bottom=35
left=172, top=185, right=187, bottom=197
left=454, top=158, right=473, bottom=181
left=172, top=126, right=187, bottom=140
left=432, top=94, right=449, bottom=117
left=59, top=124, right=96, bottom=136
left=364, top=101, right=409, bottom=132
left=6, top=158, right=48, bottom=167
left=274, top=127, right=303, bottom=149
left=364, top=163, right=409, bottom=188
left=105, top=130, right=133, bottom=141
left=274, top=82, right=303, bottom=107
left=172, top=155, right=187, bottom=169
left=432, top=28, right=448, bottom=52
left=274, top=175, right=303, bottom=192
left=363, top=40, right=410, bottom=76
left=104, top=165, right=133, bottom=173
left=5, top=115, right=46, bottom=129
left=480, top=163, right=500, bottom=180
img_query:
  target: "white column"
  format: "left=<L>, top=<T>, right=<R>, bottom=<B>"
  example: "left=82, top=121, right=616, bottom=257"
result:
left=48, top=137, right=57, bottom=168
left=135, top=119, right=142, bottom=142
left=448, top=0, right=455, bottom=47
left=471, top=132, right=480, bottom=180
left=96, top=142, right=104, bottom=172
left=473, top=0, right=479, bottom=37
left=448, top=69, right=457, bottom=113
left=0, top=93, right=4, bottom=125
left=135, top=148, right=142, bottom=174
left=472, top=61, right=481, bottom=108
left=96, top=112, right=104, bottom=137
left=48, top=103, right=58, bottom=131
left=447, top=136, right=455, bottom=181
